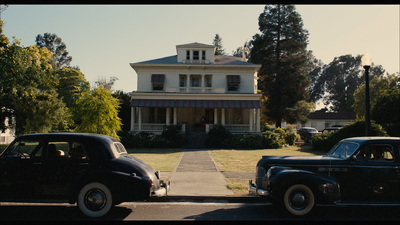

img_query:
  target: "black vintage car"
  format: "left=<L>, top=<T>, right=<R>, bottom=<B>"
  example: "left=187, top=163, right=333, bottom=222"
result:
left=0, top=133, right=169, bottom=218
left=249, top=137, right=400, bottom=216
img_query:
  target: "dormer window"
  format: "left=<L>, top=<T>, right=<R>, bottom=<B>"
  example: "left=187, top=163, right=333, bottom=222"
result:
left=193, top=51, right=199, bottom=60
left=186, top=50, right=190, bottom=60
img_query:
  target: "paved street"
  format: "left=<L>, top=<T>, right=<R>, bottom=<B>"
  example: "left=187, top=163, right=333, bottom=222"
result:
left=1, top=201, right=400, bottom=221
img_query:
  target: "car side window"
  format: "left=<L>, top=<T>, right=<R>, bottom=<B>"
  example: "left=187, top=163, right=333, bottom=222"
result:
left=356, top=144, right=394, bottom=161
left=47, top=141, right=88, bottom=160
left=2, top=140, right=43, bottom=158
left=69, top=142, right=88, bottom=160
left=369, top=145, right=393, bottom=161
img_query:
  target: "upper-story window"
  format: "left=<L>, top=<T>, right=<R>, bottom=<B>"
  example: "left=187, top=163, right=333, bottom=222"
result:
left=191, top=75, right=201, bottom=87
left=202, top=51, right=206, bottom=60
left=151, top=74, right=165, bottom=91
left=179, top=75, right=187, bottom=87
left=227, top=75, right=240, bottom=92
left=193, top=51, right=199, bottom=60
left=205, top=75, right=212, bottom=87
left=186, top=50, right=190, bottom=60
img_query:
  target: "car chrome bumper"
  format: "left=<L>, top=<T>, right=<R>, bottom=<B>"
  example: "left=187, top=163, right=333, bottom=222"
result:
left=249, top=180, right=270, bottom=197
left=152, top=180, right=171, bottom=197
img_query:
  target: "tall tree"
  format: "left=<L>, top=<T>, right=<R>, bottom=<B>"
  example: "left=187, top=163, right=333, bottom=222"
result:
left=56, top=68, right=90, bottom=108
left=112, top=90, right=132, bottom=132
left=74, top=85, right=122, bottom=139
left=35, top=33, right=72, bottom=70
left=1, top=21, right=65, bottom=134
left=250, top=5, right=310, bottom=127
left=212, top=34, right=226, bottom=55
left=353, top=73, right=398, bottom=119
left=312, top=54, right=385, bottom=112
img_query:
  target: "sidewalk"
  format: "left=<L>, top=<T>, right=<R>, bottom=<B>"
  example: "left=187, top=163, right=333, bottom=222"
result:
left=167, top=149, right=234, bottom=197
left=152, top=148, right=264, bottom=203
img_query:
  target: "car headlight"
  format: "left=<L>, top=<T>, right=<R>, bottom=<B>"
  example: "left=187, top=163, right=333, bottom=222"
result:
left=266, top=167, right=274, bottom=179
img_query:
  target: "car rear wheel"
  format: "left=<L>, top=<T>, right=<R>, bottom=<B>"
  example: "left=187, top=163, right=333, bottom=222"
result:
left=283, top=184, right=315, bottom=216
left=77, top=182, right=113, bottom=218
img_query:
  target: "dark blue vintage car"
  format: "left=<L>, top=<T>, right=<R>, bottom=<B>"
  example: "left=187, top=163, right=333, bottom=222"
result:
left=0, top=133, right=169, bottom=218
left=250, top=137, right=400, bottom=216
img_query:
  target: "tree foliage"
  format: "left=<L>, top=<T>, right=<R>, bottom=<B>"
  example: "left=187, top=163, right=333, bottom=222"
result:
left=309, top=54, right=385, bottom=112
left=1, top=21, right=69, bottom=134
left=35, top=33, right=72, bottom=70
left=74, top=85, right=122, bottom=139
left=250, top=5, right=310, bottom=127
left=212, top=33, right=226, bottom=55
left=56, top=67, right=90, bottom=108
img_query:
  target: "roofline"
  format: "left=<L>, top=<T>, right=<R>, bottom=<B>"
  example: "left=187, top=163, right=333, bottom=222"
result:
left=129, top=63, right=261, bottom=70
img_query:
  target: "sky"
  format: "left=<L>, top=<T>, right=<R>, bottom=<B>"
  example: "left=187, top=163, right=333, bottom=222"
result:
left=2, top=4, right=399, bottom=98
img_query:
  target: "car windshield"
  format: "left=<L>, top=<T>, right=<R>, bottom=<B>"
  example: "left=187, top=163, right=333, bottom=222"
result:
left=328, top=141, right=359, bottom=158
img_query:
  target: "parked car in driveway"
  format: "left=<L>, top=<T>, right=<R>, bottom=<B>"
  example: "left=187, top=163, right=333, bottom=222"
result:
left=249, top=137, right=400, bottom=216
left=297, top=127, right=320, bottom=143
left=0, top=133, right=169, bottom=218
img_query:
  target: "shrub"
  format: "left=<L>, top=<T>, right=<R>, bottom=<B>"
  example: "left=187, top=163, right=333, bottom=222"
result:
left=223, top=133, right=265, bottom=149
left=206, top=124, right=233, bottom=148
left=162, top=124, right=183, bottom=147
left=312, top=120, right=388, bottom=152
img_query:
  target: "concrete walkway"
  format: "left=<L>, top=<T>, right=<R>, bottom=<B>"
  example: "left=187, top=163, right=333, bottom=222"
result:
left=167, top=149, right=234, bottom=197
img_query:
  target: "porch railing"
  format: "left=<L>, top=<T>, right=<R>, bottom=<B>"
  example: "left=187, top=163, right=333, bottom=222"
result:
left=133, top=123, right=253, bottom=134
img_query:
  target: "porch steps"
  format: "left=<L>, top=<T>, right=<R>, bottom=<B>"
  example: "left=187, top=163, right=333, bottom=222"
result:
left=184, top=132, right=207, bottom=149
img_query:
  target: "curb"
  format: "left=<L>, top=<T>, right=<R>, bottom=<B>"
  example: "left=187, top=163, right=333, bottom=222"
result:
left=149, top=195, right=267, bottom=203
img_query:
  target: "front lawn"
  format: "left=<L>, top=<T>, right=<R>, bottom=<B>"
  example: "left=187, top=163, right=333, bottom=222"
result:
left=126, top=145, right=324, bottom=196
left=209, top=145, right=325, bottom=172
left=126, top=148, right=184, bottom=172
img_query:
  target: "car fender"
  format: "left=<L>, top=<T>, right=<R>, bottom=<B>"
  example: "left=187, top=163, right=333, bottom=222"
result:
left=270, top=168, right=340, bottom=204
left=68, top=169, right=150, bottom=204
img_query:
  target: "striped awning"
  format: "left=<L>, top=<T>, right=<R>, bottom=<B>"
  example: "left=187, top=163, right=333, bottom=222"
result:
left=227, top=75, right=240, bottom=84
left=151, top=74, right=165, bottom=83
left=131, top=99, right=261, bottom=109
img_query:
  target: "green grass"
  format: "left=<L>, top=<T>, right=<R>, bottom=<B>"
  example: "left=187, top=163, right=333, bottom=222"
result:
left=209, top=145, right=325, bottom=172
left=126, top=148, right=184, bottom=172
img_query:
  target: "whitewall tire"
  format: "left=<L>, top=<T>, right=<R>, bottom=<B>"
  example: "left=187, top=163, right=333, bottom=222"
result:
left=77, top=182, right=113, bottom=218
left=283, top=184, right=315, bottom=216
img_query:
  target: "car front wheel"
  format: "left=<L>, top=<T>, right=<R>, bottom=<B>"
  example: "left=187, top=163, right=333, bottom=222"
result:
left=77, top=182, right=113, bottom=218
left=283, top=184, right=315, bottom=216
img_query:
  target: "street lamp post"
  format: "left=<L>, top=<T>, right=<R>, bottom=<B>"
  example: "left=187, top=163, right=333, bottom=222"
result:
left=361, top=53, right=372, bottom=136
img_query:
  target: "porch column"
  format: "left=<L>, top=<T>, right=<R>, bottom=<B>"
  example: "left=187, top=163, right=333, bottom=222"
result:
left=256, top=108, right=261, bottom=132
left=214, top=108, right=218, bottom=124
left=187, top=75, right=190, bottom=91
left=138, top=107, right=142, bottom=131
left=166, top=108, right=171, bottom=126
left=130, top=107, right=135, bottom=131
left=173, top=107, right=177, bottom=125
left=221, top=108, right=225, bottom=126
left=249, top=108, right=254, bottom=132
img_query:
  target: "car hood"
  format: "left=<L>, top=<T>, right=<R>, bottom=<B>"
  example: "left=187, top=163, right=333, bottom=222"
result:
left=257, top=155, right=343, bottom=167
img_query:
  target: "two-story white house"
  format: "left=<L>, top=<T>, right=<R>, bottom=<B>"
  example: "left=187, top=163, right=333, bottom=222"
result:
left=129, top=42, right=262, bottom=135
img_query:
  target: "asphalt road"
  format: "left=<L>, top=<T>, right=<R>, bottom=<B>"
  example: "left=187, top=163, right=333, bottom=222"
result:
left=1, top=201, right=400, bottom=221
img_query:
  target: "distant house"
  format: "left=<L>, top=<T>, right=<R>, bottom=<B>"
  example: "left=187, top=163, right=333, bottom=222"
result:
left=1, top=111, right=15, bottom=144
left=129, top=42, right=262, bottom=134
left=298, top=110, right=356, bottom=131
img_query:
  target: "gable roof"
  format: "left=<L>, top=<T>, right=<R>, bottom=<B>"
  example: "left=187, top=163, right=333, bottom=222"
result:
left=307, top=111, right=356, bottom=120
left=132, top=55, right=259, bottom=66
left=176, top=42, right=215, bottom=48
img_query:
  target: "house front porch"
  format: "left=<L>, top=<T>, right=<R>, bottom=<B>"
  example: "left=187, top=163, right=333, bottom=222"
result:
left=130, top=99, right=261, bottom=134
